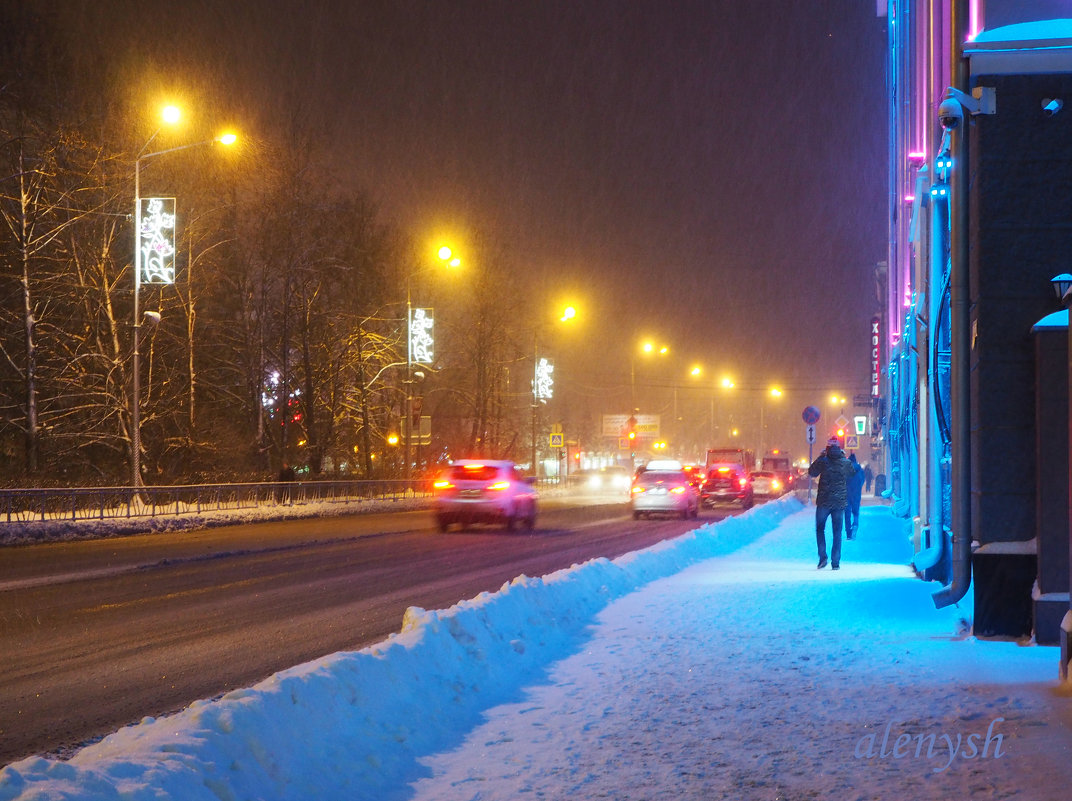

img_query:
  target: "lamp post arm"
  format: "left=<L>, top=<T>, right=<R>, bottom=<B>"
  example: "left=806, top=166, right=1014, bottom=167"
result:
left=138, top=138, right=220, bottom=165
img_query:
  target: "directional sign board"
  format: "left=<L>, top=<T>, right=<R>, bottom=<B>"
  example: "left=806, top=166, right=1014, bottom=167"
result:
left=806, top=424, right=816, bottom=444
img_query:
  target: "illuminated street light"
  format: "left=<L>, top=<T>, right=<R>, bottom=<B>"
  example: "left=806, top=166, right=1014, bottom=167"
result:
left=532, top=304, right=579, bottom=478
left=130, top=105, right=237, bottom=488
left=405, top=245, right=462, bottom=482
left=631, top=339, right=670, bottom=412
left=759, top=386, right=783, bottom=458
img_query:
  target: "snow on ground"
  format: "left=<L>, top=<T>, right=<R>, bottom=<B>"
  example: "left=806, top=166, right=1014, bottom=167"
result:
left=2, top=497, right=1071, bottom=800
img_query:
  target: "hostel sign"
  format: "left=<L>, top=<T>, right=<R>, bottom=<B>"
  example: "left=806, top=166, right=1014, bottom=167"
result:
left=870, top=316, right=881, bottom=397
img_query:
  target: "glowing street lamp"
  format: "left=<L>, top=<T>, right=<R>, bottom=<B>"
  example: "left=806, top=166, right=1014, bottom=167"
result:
left=631, top=339, right=670, bottom=412
left=404, top=245, right=461, bottom=481
left=130, top=105, right=237, bottom=487
left=531, top=304, right=579, bottom=477
left=759, top=386, right=783, bottom=458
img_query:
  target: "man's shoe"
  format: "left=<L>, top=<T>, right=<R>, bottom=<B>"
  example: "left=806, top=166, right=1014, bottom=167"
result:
left=832, top=565, right=840, bottom=570
left=817, top=559, right=828, bottom=569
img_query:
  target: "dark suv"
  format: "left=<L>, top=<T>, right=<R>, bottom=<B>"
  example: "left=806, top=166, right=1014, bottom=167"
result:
left=701, top=464, right=754, bottom=510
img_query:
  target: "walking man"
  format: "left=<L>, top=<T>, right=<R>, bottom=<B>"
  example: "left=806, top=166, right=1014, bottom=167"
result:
left=845, top=453, right=865, bottom=539
left=808, top=438, right=856, bottom=570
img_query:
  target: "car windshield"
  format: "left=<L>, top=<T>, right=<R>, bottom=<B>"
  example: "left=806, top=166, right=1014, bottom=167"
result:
left=448, top=464, right=502, bottom=481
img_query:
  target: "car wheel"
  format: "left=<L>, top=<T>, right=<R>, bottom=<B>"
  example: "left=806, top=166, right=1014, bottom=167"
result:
left=632, top=510, right=641, bottom=520
left=504, top=515, right=516, bottom=532
left=680, top=508, right=688, bottom=520
left=436, top=516, right=450, bottom=532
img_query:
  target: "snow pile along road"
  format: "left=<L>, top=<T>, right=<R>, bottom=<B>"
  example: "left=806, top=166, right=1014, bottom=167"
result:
left=0, top=498, right=799, bottom=801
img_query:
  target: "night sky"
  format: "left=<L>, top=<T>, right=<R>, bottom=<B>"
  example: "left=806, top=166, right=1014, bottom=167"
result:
left=47, top=1, right=895, bottom=449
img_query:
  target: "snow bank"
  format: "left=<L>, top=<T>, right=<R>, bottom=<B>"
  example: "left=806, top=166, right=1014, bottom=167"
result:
left=0, top=498, right=803, bottom=801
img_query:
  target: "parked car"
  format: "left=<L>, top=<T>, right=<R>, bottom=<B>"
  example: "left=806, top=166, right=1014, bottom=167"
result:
left=630, top=467, right=700, bottom=520
left=749, top=470, right=784, bottom=499
left=433, top=460, right=537, bottom=531
left=701, top=464, right=754, bottom=510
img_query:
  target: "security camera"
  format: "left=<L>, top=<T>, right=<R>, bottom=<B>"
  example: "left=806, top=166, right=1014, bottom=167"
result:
left=938, top=98, right=963, bottom=130
left=1043, top=98, right=1063, bottom=117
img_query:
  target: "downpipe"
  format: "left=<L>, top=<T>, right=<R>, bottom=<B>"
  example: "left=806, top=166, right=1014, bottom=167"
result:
left=934, top=3, right=972, bottom=609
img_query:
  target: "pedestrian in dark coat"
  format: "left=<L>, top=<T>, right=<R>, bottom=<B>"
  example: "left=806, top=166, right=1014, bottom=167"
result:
left=808, top=439, right=856, bottom=569
left=845, top=453, right=865, bottom=539
left=863, top=463, right=874, bottom=494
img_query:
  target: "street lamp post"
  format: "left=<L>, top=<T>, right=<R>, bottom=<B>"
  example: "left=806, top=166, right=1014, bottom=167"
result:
left=630, top=340, right=669, bottom=413
left=130, top=110, right=236, bottom=487
left=758, top=387, right=783, bottom=461
left=531, top=306, right=577, bottom=479
left=404, top=246, right=459, bottom=483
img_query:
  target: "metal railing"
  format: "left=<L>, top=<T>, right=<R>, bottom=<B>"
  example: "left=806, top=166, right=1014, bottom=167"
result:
left=0, top=480, right=435, bottom=524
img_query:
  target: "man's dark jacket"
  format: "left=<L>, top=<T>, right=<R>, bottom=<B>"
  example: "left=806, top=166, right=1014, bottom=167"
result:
left=808, top=447, right=856, bottom=509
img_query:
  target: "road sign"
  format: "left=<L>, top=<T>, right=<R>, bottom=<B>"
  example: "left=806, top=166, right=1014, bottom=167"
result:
left=835, top=415, right=850, bottom=430
left=805, top=424, right=816, bottom=444
left=853, top=415, right=868, bottom=436
left=846, top=435, right=859, bottom=450
left=550, top=433, right=564, bottom=448
left=802, top=406, right=820, bottom=425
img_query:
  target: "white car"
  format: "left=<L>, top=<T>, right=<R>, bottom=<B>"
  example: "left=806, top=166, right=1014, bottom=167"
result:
left=630, top=468, right=700, bottom=520
left=583, top=465, right=632, bottom=495
left=750, top=470, right=784, bottom=498
left=433, top=460, right=537, bottom=532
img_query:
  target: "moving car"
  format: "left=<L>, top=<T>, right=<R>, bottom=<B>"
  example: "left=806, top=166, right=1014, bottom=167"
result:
left=433, top=460, right=537, bottom=531
left=582, top=465, right=633, bottom=494
left=749, top=470, right=784, bottom=499
left=630, top=467, right=700, bottom=520
left=701, top=464, right=754, bottom=510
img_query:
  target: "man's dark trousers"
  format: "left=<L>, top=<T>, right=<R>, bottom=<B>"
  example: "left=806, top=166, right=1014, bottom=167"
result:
left=816, top=505, right=844, bottom=567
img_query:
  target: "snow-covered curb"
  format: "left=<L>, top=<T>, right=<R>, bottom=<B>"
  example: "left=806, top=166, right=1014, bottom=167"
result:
left=0, top=497, right=802, bottom=801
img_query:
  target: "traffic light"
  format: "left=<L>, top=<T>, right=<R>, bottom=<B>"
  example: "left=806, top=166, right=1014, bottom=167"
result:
left=835, top=428, right=846, bottom=449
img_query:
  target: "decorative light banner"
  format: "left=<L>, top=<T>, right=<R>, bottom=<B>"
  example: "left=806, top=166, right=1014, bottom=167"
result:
left=408, top=307, right=435, bottom=364
left=870, top=316, right=881, bottom=397
left=534, top=357, right=554, bottom=401
left=138, top=197, right=177, bottom=284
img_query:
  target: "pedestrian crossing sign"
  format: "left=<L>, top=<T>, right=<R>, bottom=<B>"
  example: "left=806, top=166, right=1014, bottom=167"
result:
left=846, top=435, right=859, bottom=450
left=549, top=433, right=564, bottom=448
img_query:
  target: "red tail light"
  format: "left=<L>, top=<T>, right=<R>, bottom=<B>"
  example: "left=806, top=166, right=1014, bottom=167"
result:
left=488, top=481, right=510, bottom=491
left=670, top=485, right=686, bottom=495
left=738, top=477, right=748, bottom=488
left=434, top=480, right=454, bottom=490
left=631, top=485, right=645, bottom=494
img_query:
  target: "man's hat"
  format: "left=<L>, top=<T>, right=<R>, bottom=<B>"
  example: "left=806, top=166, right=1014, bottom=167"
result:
left=826, top=437, right=838, bottom=447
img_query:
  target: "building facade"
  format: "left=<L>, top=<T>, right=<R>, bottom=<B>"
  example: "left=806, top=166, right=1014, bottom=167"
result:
left=884, top=1, right=1072, bottom=673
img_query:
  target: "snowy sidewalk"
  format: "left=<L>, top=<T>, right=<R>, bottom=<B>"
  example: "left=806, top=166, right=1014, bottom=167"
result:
left=408, top=503, right=1072, bottom=801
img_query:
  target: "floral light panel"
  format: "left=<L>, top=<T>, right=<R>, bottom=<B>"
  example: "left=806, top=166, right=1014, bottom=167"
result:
left=138, top=198, right=176, bottom=284
left=409, top=307, right=434, bottom=364
left=534, top=357, right=554, bottom=401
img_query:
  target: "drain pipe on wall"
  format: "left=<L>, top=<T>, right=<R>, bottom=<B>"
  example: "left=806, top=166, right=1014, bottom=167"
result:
left=934, top=0, right=974, bottom=610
